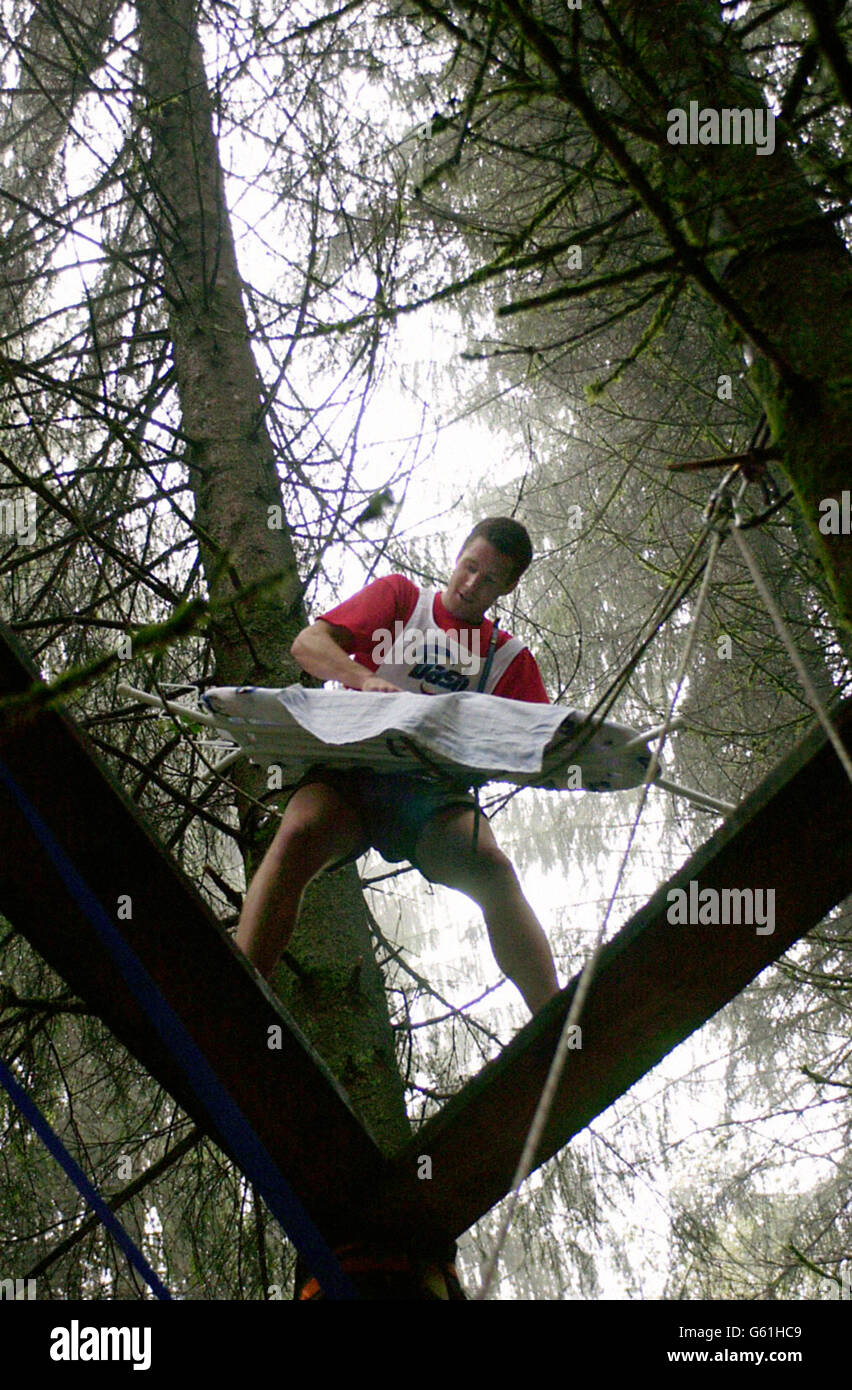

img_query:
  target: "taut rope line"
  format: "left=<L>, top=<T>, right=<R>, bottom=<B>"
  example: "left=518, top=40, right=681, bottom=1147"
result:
left=475, top=499, right=729, bottom=1300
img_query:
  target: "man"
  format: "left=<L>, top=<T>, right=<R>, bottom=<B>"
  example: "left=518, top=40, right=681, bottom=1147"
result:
left=236, top=517, right=560, bottom=1014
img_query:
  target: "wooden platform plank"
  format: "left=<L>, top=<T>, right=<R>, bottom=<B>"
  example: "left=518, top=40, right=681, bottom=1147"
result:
left=0, top=624, right=388, bottom=1235
left=373, top=703, right=852, bottom=1238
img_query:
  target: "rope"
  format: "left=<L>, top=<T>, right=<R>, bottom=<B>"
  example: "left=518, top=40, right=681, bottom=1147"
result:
left=0, top=1053, right=173, bottom=1300
left=0, top=756, right=359, bottom=1301
left=477, top=463, right=852, bottom=1296
left=728, top=514, right=852, bottom=792
left=475, top=511, right=728, bottom=1300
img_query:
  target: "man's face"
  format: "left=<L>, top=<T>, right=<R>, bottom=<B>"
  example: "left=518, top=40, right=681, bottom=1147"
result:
left=442, top=538, right=519, bottom=623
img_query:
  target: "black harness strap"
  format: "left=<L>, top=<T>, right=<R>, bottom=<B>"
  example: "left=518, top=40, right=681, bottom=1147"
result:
left=469, top=622, right=500, bottom=851
left=476, top=623, right=500, bottom=694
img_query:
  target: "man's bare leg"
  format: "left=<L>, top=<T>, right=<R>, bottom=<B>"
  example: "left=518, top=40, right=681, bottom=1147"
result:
left=236, top=783, right=368, bottom=978
left=414, top=807, right=560, bottom=1014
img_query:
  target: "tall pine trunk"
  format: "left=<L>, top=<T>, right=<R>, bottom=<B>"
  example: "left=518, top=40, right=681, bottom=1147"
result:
left=135, top=0, right=409, bottom=1155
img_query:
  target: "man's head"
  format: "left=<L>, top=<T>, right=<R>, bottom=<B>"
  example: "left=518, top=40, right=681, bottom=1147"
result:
left=460, top=518, right=533, bottom=582
left=442, top=517, right=533, bottom=623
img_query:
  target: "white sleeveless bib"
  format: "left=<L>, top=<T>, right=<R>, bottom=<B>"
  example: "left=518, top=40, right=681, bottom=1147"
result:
left=373, top=586, right=523, bottom=695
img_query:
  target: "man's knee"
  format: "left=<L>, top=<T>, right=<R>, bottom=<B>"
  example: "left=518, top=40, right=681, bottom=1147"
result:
left=275, top=807, right=325, bottom=861
left=271, top=786, right=364, bottom=874
left=468, top=841, right=519, bottom=895
left=418, top=815, right=518, bottom=894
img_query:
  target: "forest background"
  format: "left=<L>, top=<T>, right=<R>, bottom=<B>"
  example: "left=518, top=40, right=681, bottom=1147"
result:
left=1, top=0, right=851, bottom=1301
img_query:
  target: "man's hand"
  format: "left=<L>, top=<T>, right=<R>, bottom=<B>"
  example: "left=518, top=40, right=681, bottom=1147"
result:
left=291, top=620, right=401, bottom=691
left=361, top=675, right=402, bottom=693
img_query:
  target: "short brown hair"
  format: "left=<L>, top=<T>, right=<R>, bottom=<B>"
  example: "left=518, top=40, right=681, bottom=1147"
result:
left=460, top=517, right=533, bottom=582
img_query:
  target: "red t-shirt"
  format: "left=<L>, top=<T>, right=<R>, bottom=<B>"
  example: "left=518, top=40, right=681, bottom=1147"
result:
left=320, top=574, right=549, bottom=703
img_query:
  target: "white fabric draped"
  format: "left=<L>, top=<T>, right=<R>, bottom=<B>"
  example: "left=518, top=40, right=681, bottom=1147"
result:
left=199, top=686, right=658, bottom=792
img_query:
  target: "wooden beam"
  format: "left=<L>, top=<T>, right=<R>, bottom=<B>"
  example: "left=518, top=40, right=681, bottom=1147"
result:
left=373, top=702, right=852, bottom=1238
left=0, top=625, right=388, bottom=1237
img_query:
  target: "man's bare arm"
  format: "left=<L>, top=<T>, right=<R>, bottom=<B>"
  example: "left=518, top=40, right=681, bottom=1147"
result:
left=290, top=620, right=400, bottom=691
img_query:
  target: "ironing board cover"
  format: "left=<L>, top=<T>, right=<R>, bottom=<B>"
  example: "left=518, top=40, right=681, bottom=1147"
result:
left=199, top=686, right=659, bottom=792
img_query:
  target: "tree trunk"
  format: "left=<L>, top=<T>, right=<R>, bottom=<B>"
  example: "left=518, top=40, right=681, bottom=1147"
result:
left=609, top=0, right=852, bottom=636
left=1, top=0, right=116, bottom=334
left=135, top=0, right=409, bottom=1154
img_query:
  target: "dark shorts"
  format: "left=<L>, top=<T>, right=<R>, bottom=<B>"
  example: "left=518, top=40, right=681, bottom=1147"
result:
left=294, top=766, right=478, bottom=867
